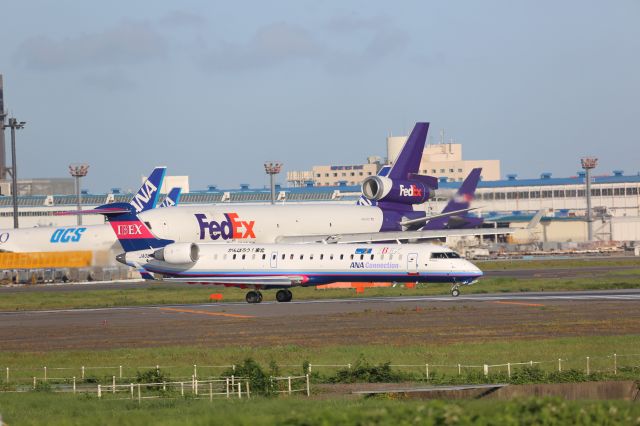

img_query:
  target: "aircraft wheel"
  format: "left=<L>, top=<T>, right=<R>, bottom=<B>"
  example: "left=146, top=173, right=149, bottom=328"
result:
left=451, top=288, right=460, bottom=297
left=246, top=291, right=261, bottom=304
left=257, top=291, right=263, bottom=303
left=285, top=289, right=293, bottom=302
left=276, top=290, right=289, bottom=302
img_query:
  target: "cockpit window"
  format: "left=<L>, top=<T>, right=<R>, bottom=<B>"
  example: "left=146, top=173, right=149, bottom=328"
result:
left=430, top=252, right=448, bottom=259
left=446, top=252, right=461, bottom=259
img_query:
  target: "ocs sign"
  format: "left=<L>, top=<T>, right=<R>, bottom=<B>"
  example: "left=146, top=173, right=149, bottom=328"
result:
left=50, top=227, right=87, bottom=243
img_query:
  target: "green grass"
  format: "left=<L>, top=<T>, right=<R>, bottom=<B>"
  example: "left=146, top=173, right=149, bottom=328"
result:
left=1, top=393, right=639, bottom=425
left=478, top=257, right=640, bottom=271
left=1, top=335, right=638, bottom=383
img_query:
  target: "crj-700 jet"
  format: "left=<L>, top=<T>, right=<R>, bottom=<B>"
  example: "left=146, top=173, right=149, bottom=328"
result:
left=0, top=167, right=182, bottom=253
left=105, top=207, right=483, bottom=303
left=123, top=123, right=504, bottom=245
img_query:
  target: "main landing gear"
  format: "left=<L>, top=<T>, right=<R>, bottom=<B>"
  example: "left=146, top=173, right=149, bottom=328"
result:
left=246, top=291, right=263, bottom=304
left=276, top=289, right=293, bottom=303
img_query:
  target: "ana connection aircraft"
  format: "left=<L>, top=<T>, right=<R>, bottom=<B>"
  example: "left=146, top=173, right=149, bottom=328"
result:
left=0, top=167, right=182, bottom=253
left=107, top=207, right=484, bottom=303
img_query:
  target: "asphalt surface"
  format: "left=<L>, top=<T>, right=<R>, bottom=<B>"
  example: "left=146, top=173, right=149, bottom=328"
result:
left=1, top=289, right=639, bottom=351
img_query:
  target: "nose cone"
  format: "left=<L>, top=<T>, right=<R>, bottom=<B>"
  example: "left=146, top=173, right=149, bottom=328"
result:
left=466, top=260, right=483, bottom=277
left=116, top=253, right=126, bottom=265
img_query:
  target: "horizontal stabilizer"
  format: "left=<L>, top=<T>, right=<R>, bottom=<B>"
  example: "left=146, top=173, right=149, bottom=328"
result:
left=54, top=207, right=132, bottom=216
left=399, top=207, right=479, bottom=227
left=407, top=174, right=439, bottom=189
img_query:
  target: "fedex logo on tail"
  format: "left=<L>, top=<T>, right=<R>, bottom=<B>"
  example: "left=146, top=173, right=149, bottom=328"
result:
left=399, top=184, right=423, bottom=197
left=195, top=213, right=256, bottom=241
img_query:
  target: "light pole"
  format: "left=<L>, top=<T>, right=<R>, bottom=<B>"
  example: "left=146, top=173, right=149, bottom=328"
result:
left=1, top=117, right=26, bottom=229
left=69, top=164, right=89, bottom=226
left=581, top=157, right=598, bottom=242
left=264, top=161, right=282, bottom=205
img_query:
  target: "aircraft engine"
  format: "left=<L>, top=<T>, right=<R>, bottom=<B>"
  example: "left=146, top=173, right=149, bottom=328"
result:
left=153, top=242, right=199, bottom=264
left=361, top=175, right=432, bottom=205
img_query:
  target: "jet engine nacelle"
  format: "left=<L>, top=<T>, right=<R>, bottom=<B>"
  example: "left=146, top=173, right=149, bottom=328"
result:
left=361, top=176, right=432, bottom=205
left=153, top=242, right=199, bottom=264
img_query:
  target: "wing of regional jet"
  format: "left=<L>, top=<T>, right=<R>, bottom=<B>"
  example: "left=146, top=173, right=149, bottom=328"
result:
left=275, top=227, right=516, bottom=244
left=159, top=275, right=305, bottom=286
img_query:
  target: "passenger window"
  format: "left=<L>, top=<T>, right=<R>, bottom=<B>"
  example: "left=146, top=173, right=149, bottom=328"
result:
left=233, top=254, right=237, bottom=260
left=300, top=254, right=304, bottom=260
left=340, top=254, right=344, bottom=260
left=262, top=254, right=266, bottom=260
left=290, top=254, right=294, bottom=260
left=310, top=254, right=314, bottom=260
left=320, top=254, right=324, bottom=260
left=350, top=254, right=354, bottom=260
left=370, top=254, right=374, bottom=260
left=360, top=254, right=364, bottom=260
left=330, top=254, right=333, bottom=260
left=282, top=254, right=285, bottom=260
left=241, top=254, right=245, bottom=260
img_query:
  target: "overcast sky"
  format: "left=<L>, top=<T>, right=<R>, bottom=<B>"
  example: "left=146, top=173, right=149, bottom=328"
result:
left=1, top=0, right=639, bottom=192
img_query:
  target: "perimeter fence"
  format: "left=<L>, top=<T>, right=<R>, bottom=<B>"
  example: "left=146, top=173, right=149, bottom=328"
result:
left=2, top=353, right=639, bottom=396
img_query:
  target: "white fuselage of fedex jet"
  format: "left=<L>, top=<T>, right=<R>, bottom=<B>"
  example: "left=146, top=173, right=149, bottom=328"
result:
left=138, top=204, right=385, bottom=244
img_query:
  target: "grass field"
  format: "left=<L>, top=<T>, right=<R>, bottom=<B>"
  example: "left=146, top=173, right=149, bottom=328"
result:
left=1, top=335, right=638, bottom=382
left=1, top=393, right=639, bottom=425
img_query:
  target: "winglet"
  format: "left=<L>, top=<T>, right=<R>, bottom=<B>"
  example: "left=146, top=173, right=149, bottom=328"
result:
left=129, top=167, right=166, bottom=213
left=159, top=187, right=182, bottom=208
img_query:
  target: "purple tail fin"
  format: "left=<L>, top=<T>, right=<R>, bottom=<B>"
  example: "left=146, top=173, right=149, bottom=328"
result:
left=423, top=168, right=482, bottom=230
left=388, top=123, right=429, bottom=180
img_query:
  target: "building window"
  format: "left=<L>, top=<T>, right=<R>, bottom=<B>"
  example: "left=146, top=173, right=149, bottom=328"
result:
left=614, top=188, right=625, bottom=196
left=316, top=173, right=321, bottom=178
left=495, top=192, right=506, bottom=200
left=541, top=190, right=553, bottom=198
left=507, top=192, right=517, bottom=200
left=440, top=169, right=445, bottom=173
left=627, top=187, right=638, bottom=195
left=554, top=190, right=565, bottom=198
left=566, top=190, right=577, bottom=197
left=591, top=189, right=601, bottom=196
left=578, top=190, right=585, bottom=197
left=458, top=168, right=463, bottom=173
left=325, top=173, right=329, bottom=177
left=431, top=169, right=436, bottom=173
left=602, top=188, right=613, bottom=196
left=368, top=172, right=372, bottom=176
left=519, top=191, right=529, bottom=199
left=449, top=168, right=454, bottom=173
left=359, top=172, right=363, bottom=176
left=530, top=191, right=540, bottom=199
left=482, top=193, right=494, bottom=200
left=333, top=173, right=337, bottom=177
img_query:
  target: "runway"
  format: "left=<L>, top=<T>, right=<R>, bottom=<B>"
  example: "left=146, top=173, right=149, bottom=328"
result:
left=1, top=289, right=638, bottom=351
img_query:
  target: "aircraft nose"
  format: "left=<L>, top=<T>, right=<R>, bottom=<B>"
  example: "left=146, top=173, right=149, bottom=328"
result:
left=116, top=253, right=126, bottom=265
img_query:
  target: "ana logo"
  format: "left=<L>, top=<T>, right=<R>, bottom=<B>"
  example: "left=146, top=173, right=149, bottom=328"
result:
left=195, top=213, right=256, bottom=241
left=350, top=262, right=365, bottom=268
left=50, top=227, right=86, bottom=243
left=130, top=180, right=158, bottom=213
left=399, top=184, right=423, bottom=197
left=355, top=248, right=372, bottom=254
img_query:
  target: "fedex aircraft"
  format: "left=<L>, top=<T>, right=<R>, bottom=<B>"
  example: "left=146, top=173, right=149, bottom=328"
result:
left=132, top=123, right=501, bottom=246
left=106, top=207, right=483, bottom=303
left=0, top=167, right=182, bottom=253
